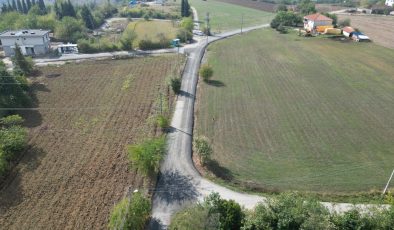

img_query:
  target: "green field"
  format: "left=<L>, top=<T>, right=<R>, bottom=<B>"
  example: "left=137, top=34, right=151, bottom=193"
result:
left=190, top=0, right=274, bottom=33
left=126, top=20, right=178, bottom=47
left=195, top=29, right=394, bottom=194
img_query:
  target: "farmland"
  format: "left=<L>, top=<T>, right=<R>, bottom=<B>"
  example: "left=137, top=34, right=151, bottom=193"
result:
left=195, top=29, right=394, bottom=194
left=0, top=56, right=181, bottom=229
left=337, top=14, right=394, bottom=49
left=190, top=0, right=274, bottom=33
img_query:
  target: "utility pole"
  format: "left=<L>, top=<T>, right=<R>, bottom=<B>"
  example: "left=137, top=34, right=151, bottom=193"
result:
left=383, top=168, right=394, bottom=195
left=241, top=13, right=244, bottom=34
left=205, top=12, right=210, bottom=45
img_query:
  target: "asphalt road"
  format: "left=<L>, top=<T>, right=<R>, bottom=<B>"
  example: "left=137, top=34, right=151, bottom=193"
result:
left=149, top=24, right=272, bottom=229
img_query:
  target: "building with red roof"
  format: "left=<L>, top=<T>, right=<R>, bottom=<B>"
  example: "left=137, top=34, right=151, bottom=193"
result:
left=303, top=13, right=333, bottom=32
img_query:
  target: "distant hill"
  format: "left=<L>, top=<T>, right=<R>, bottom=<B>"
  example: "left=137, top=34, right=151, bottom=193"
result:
left=0, top=0, right=122, bottom=6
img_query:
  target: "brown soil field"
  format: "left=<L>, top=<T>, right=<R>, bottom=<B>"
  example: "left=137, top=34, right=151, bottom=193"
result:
left=0, top=56, right=181, bottom=229
left=215, top=0, right=277, bottom=12
left=316, top=4, right=347, bottom=13
left=337, top=14, right=394, bottom=49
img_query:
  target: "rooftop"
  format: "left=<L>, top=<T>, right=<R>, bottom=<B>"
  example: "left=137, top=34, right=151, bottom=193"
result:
left=0, top=29, right=50, bottom=37
left=342, top=26, right=355, bottom=33
left=304, top=13, right=333, bottom=21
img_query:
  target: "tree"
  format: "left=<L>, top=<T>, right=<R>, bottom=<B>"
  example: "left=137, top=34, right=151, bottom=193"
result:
left=16, top=0, right=22, bottom=13
left=37, top=0, right=46, bottom=14
left=12, top=0, right=17, bottom=11
left=193, top=136, right=212, bottom=166
left=338, top=18, right=351, bottom=27
left=26, top=0, right=32, bottom=11
left=21, top=0, right=27, bottom=14
left=270, top=11, right=302, bottom=29
left=297, top=0, right=316, bottom=15
left=204, top=193, right=245, bottom=230
left=12, top=44, right=33, bottom=75
left=127, top=136, right=165, bottom=176
left=108, top=192, right=151, bottom=230
left=170, top=204, right=220, bottom=230
left=199, top=64, right=214, bottom=82
left=119, top=26, right=137, bottom=51
left=55, top=16, right=85, bottom=42
left=323, top=13, right=337, bottom=27
left=169, top=77, right=181, bottom=94
left=181, top=0, right=190, bottom=17
left=276, top=4, right=288, bottom=12
left=81, top=5, right=95, bottom=29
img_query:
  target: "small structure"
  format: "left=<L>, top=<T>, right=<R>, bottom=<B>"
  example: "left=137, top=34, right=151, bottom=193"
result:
left=303, top=13, right=333, bottom=33
left=386, top=0, right=393, bottom=7
left=0, top=29, right=50, bottom=57
left=58, top=43, right=78, bottom=55
left=352, top=32, right=370, bottom=42
left=342, top=27, right=355, bottom=37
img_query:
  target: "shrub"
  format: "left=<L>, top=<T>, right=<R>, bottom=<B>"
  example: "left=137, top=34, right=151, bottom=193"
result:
left=0, top=150, right=9, bottom=177
left=199, top=65, right=214, bottom=82
left=193, top=136, right=212, bottom=166
left=338, top=18, right=351, bottom=27
left=170, top=77, right=182, bottom=94
left=127, top=136, right=166, bottom=176
left=108, top=192, right=151, bottom=230
left=176, top=28, right=193, bottom=43
left=170, top=204, right=220, bottom=230
left=156, top=115, right=169, bottom=130
left=276, top=23, right=288, bottom=34
left=1, top=114, right=24, bottom=127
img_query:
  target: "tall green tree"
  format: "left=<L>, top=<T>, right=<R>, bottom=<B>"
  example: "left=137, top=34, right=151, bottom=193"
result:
left=80, top=5, right=95, bottom=29
left=16, top=0, right=22, bottom=13
left=297, top=0, right=316, bottom=15
left=12, top=44, right=33, bottom=75
left=12, top=0, right=17, bottom=11
left=32, top=0, right=36, bottom=6
left=26, top=0, right=32, bottom=11
left=21, top=0, right=27, bottom=14
left=37, top=0, right=46, bottom=14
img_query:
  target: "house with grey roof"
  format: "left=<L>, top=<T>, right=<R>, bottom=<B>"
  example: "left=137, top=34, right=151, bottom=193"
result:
left=0, top=29, right=51, bottom=57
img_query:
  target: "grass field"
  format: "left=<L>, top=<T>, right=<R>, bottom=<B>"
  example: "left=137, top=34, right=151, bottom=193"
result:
left=195, top=29, right=394, bottom=194
left=127, top=20, right=178, bottom=47
left=190, top=0, right=274, bottom=33
left=0, top=56, right=181, bottom=229
left=337, top=14, right=394, bottom=49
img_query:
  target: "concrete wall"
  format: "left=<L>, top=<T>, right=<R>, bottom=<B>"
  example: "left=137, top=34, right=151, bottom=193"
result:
left=1, top=34, right=50, bottom=56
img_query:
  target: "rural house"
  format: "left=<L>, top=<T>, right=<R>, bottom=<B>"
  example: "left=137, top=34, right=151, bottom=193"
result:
left=0, top=29, right=51, bottom=57
left=386, top=0, right=393, bottom=7
left=342, top=26, right=355, bottom=37
left=351, top=31, right=370, bottom=42
left=303, top=13, right=333, bottom=33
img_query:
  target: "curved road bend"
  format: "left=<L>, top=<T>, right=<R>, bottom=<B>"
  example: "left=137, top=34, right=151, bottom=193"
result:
left=149, top=15, right=387, bottom=230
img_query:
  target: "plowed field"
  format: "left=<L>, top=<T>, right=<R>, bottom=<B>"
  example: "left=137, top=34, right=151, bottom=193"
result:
left=0, top=56, right=180, bottom=229
left=337, top=14, right=394, bottom=49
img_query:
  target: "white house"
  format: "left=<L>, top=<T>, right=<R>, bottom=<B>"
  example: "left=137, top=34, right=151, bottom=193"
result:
left=0, top=29, right=51, bottom=57
left=386, top=0, right=393, bottom=7
left=303, top=13, right=333, bottom=33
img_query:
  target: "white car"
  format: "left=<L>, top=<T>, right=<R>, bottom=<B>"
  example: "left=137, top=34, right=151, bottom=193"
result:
left=193, top=30, right=205, bottom=36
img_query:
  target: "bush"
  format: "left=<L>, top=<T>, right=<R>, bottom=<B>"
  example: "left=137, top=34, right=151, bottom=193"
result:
left=1, top=115, right=24, bottom=127
left=138, top=38, right=171, bottom=50
left=108, top=192, right=151, bottom=230
left=199, top=65, right=214, bottom=82
left=338, top=18, right=351, bottom=27
left=170, top=204, right=220, bottom=230
left=204, top=193, right=244, bottom=230
left=270, top=11, right=302, bottom=29
left=176, top=28, right=193, bottom=43
left=276, top=23, right=288, bottom=34
left=156, top=115, right=169, bottom=130
left=193, top=136, right=212, bottom=166
left=170, top=77, right=182, bottom=94
left=127, top=136, right=166, bottom=176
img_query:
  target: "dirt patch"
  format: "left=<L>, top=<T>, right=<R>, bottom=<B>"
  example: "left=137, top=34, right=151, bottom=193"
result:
left=0, top=56, right=182, bottom=229
left=337, top=14, right=394, bottom=49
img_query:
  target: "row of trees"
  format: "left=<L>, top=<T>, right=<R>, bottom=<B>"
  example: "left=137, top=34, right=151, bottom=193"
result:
left=171, top=192, right=394, bottom=230
left=0, top=48, right=32, bottom=178
left=0, top=0, right=46, bottom=15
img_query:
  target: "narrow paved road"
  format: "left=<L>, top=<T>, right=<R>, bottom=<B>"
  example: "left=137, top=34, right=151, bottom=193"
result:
left=149, top=25, right=270, bottom=229
left=149, top=12, right=388, bottom=230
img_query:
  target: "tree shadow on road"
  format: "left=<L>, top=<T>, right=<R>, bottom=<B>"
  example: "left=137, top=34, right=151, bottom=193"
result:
left=154, top=170, right=199, bottom=204
left=178, top=90, right=195, bottom=99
